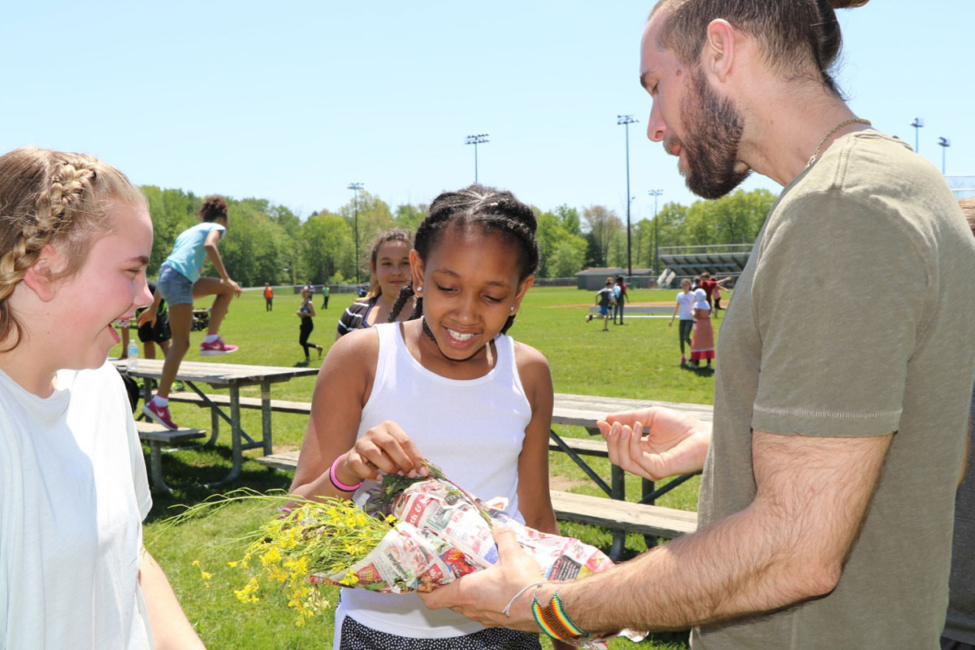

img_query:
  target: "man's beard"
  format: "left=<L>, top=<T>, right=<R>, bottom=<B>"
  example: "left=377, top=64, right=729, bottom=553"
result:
left=674, top=68, right=751, bottom=200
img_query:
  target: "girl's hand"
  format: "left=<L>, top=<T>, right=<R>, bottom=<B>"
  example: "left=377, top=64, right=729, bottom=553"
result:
left=598, top=407, right=711, bottom=480
left=137, top=310, right=156, bottom=328
left=223, top=278, right=242, bottom=297
left=343, top=421, right=429, bottom=482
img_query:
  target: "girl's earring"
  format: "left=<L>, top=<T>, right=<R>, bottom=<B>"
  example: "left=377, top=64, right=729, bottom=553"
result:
left=510, top=306, right=515, bottom=313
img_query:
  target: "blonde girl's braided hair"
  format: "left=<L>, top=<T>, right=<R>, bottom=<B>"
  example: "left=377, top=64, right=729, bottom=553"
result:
left=0, top=147, right=145, bottom=349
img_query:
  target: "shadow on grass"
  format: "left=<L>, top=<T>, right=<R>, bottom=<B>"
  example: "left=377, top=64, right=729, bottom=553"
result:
left=143, top=446, right=293, bottom=525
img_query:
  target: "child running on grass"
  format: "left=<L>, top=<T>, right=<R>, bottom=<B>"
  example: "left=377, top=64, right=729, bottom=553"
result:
left=296, top=286, right=323, bottom=363
left=0, top=147, right=204, bottom=649
left=585, top=277, right=616, bottom=331
left=289, top=184, right=564, bottom=650
left=141, top=195, right=240, bottom=430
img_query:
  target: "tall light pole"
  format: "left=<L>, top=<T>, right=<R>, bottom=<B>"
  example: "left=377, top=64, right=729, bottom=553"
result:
left=347, top=182, right=364, bottom=284
left=911, top=117, right=924, bottom=154
left=938, top=137, right=951, bottom=174
left=465, top=133, right=490, bottom=183
left=648, top=189, right=663, bottom=275
left=618, top=115, right=638, bottom=276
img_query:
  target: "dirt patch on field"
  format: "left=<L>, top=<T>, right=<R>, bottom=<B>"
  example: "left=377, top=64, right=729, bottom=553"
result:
left=547, top=301, right=674, bottom=309
left=549, top=474, right=591, bottom=491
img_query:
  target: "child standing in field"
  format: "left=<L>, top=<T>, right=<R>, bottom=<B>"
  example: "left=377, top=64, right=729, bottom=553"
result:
left=0, top=147, right=204, bottom=649
left=612, top=274, right=628, bottom=325
left=140, top=195, right=241, bottom=430
left=296, top=287, right=323, bottom=363
left=336, top=229, right=415, bottom=339
left=669, top=278, right=695, bottom=365
left=585, top=278, right=615, bottom=331
left=264, top=282, right=274, bottom=311
left=290, top=185, right=560, bottom=650
left=688, top=285, right=715, bottom=369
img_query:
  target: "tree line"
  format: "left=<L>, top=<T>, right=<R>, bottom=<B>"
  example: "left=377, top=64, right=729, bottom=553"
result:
left=140, top=185, right=776, bottom=287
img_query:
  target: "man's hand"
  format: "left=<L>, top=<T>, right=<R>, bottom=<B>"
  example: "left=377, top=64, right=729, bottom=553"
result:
left=598, top=407, right=711, bottom=480
left=419, top=526, right=545, bottom=632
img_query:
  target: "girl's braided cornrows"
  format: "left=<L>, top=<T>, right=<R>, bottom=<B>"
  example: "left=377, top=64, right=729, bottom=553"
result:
left=387, top=184, right=539, bottom=333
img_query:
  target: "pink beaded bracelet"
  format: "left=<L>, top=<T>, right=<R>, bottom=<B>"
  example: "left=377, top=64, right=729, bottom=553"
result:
left=329, top=454, right=363, bottom=492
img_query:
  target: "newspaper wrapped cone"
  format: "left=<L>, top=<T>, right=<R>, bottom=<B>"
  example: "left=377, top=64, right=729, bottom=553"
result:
left=312, top=472, right=644, bottom=647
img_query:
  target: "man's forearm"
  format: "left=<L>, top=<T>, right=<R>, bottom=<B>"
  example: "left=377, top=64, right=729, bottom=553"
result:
left=558, top=505, right=829, bottom=633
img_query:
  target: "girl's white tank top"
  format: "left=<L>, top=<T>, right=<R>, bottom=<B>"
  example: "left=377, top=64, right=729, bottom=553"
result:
left=336, top=322, right=532, bottom=640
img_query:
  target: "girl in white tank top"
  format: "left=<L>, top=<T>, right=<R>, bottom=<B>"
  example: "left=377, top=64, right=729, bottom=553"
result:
left=289, top=185, right=560, bottom=650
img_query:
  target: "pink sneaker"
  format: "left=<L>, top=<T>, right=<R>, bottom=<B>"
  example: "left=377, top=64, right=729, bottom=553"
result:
left=199, top=337, right=238, bottom=356
left=142, top=400, right=178, bottom=430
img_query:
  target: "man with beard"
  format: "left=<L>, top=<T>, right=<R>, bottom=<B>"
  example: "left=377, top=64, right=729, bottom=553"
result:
left=422, top=1, right=975, bottom=648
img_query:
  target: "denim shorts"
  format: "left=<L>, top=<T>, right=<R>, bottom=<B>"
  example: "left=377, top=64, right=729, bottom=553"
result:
left=157, top=265, right=194, bottom=306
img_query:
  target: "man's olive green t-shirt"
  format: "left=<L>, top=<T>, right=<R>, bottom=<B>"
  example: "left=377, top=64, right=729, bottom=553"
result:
left=692, top=132, right=975, bottom=649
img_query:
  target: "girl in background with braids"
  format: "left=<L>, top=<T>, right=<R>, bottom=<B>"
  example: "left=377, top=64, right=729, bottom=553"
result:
left=140, top=195, right=241, bottom=430
left=335, top=228, right=415, bottom=339
left=290, top=184, right=564, bottom=650
left=0, top=148, right=205, bottom=649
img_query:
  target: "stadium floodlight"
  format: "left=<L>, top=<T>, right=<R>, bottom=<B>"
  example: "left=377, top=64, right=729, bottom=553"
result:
left=911, top=117, right=924, bottom=153
left=465, top=133, right=490, bottom=183
left=617, top=115, right=639, bottom=276
left=938, top=137, right=951, bottom=175
left=347, top=182, right=364, bottom=284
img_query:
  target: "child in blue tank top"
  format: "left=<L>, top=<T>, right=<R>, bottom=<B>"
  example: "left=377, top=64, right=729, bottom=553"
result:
left=290, top=185, right=566, bottom=650
left=139, top=195, right=242, bottom=430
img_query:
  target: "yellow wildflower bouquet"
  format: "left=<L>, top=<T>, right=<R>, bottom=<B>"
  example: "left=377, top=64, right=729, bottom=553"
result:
left=161, top=489, right=397, bottom=624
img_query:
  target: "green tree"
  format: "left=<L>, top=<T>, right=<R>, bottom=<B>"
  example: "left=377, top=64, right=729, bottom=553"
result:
left=549, top=238, right=587, bottom=278
left=302, top=213, right=354, bottom=284
left=553, top=204, right=581, bottom=236
left=683, top=189, right=774, bottom=246
left=394, top=203, right=426, bottom=232
left=584, top=231, right=604, bottom=268
left=581, top=205, right=622, bottom=264
left=340, top=191, right=395, bottom=282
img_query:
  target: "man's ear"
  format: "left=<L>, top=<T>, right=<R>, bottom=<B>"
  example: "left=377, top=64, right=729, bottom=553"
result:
left=704, top=19, right=737, bottom=83
left=20, top=244, right=62, bottom=302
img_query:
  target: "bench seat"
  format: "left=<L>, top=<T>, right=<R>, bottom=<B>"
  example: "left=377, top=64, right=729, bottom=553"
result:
left=136, top=421, right=207, bottom=494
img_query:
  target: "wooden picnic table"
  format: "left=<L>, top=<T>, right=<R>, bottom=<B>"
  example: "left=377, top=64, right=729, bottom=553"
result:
left=551, top=392, right=711, bottom=557
left=115, top=359, right=318, bottom=487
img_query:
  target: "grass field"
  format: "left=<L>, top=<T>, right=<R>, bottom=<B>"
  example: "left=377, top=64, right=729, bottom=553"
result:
left=125, top=286, right=725, bottom=649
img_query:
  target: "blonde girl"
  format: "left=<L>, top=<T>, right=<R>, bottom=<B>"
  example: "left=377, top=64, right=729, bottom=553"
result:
left=0, top=148, right=204, bottom=648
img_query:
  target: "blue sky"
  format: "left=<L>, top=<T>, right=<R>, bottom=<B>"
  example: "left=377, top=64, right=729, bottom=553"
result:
left=2, top=1, right=971, bottom=221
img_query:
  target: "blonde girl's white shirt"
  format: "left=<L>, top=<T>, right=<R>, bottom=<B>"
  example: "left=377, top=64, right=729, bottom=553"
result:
left=0, top=361, right=154, bottom=650
left=335, top=323, right=532, bottom=642
left=676, top=291, right=696, bottom=320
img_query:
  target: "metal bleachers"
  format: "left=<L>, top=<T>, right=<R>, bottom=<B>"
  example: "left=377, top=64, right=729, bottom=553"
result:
left=658, top=244, right=753, bottom=286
